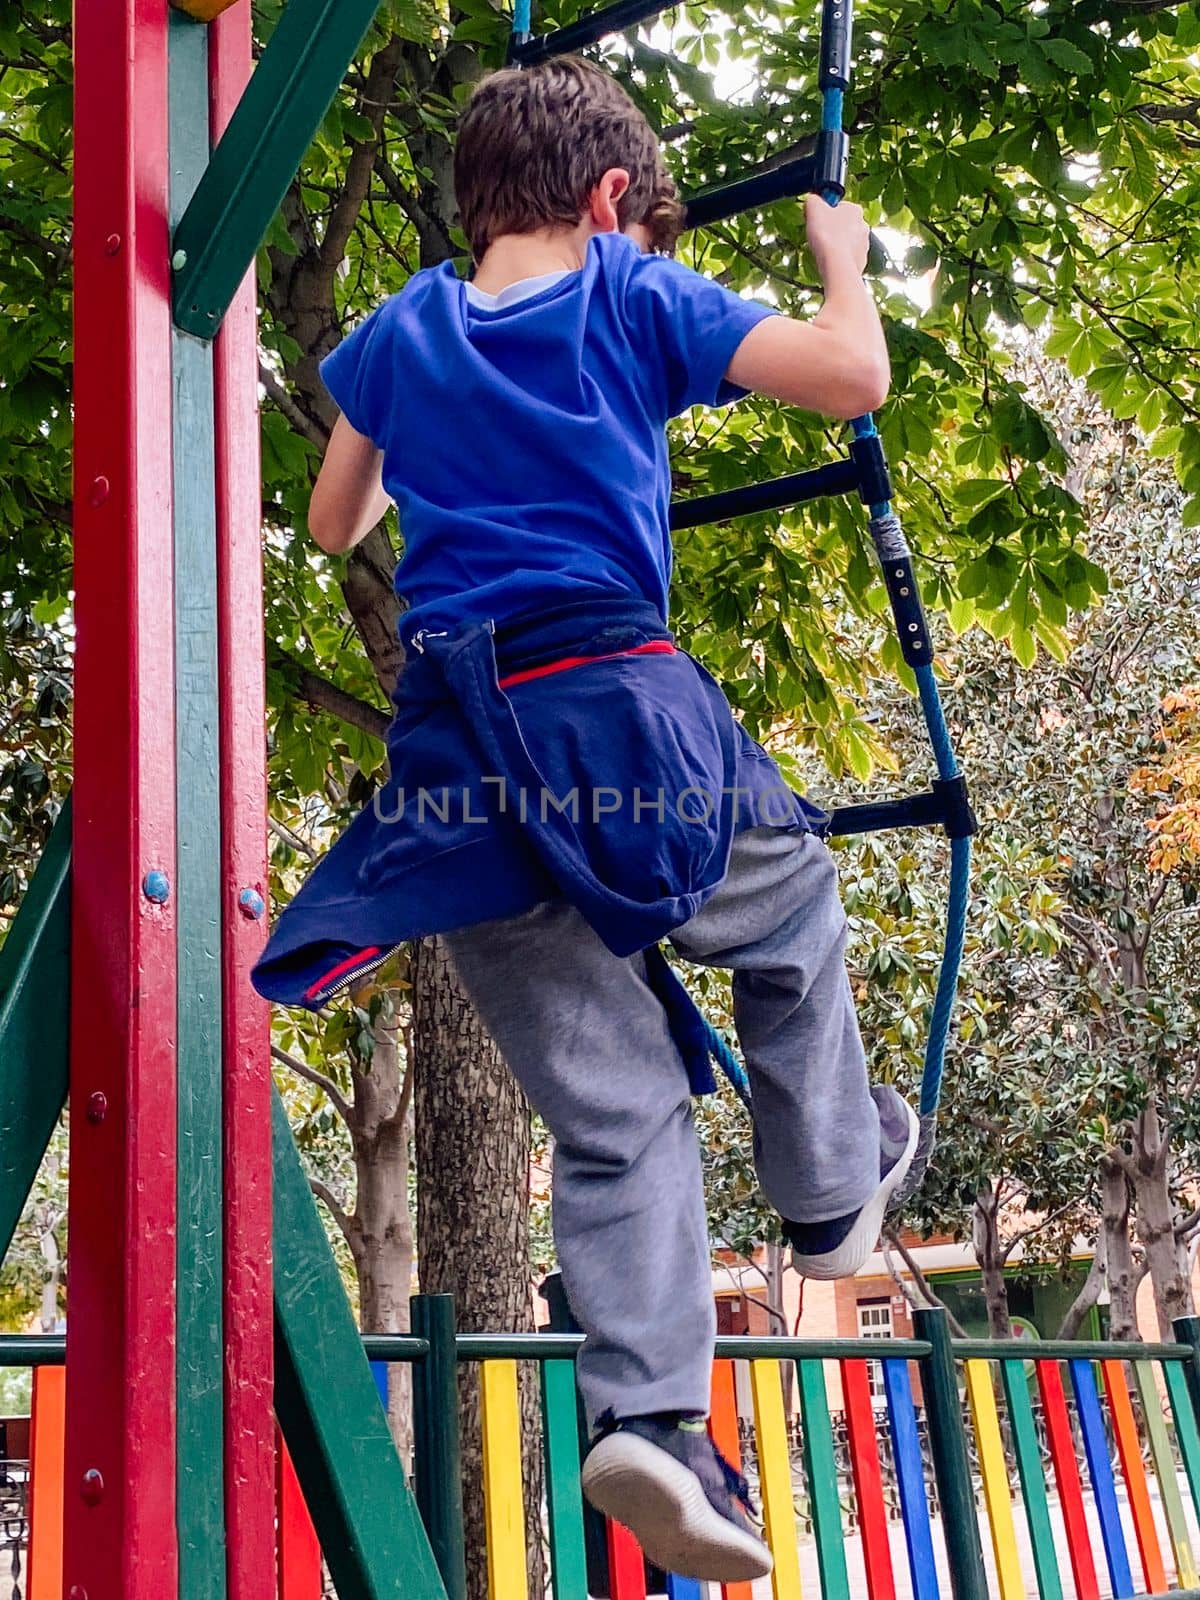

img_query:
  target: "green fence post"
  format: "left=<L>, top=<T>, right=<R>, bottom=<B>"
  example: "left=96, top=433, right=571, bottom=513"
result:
left=913, top=1307, right=988, bottom=1600
left=411, top=1294, right=468, bottom=1600
left=1173, top=1317, right=1200, bottom=1427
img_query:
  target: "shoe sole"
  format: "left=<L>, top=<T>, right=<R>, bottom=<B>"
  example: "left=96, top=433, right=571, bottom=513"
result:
left=791, top=1100, right=921, bottom=1280
left=581, top=1433, right=774, bottom=1581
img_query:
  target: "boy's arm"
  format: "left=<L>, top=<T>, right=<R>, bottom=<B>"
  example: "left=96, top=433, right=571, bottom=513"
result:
left=309, top=413, right=391, bottom=554
left=725, top=196, right=890, bottom=421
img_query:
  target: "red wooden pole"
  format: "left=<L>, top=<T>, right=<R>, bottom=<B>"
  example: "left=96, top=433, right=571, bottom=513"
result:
left=1037, top=1360, right=1101, bottom=1600
left=66, top=0, right=180, bottom=1595
left=210, top=6, right=275, bottom=1596
left=841, top=1359, right=897, bottom=1600
left=277, top=1432, right=324, bottom=1600
left=606, top=1520, right=649, bottom=1600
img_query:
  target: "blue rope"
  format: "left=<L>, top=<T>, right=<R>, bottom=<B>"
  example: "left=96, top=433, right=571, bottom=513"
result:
left=705, top=1025, right=754, bottom=1113
left=513, top=0, right=532, bottom=36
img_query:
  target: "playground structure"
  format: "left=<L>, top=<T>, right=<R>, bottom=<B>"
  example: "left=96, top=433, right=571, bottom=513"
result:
left=2, top=0, right=1198, bottom=1597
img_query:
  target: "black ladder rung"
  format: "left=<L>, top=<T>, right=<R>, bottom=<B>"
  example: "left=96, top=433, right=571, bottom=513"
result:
left=684, top=153, right=816, bottom=231
left=669, top=458, right=861, bottom=531
left=510, top=0, right=674, bottom=63
left=826, top=777, right=977, bottom=840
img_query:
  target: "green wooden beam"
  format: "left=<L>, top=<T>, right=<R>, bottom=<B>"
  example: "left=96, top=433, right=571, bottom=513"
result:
left=0, top=801, right=71, bottom=1261
left=271, top=1088, right=447, bottom=1600
left=171, top=0, right=383, bottom=339
left=169, top=12, right=228, bottom=1595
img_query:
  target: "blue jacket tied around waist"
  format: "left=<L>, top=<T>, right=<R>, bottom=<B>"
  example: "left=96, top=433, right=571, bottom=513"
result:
left=252, top=601, right=823, bottom=1092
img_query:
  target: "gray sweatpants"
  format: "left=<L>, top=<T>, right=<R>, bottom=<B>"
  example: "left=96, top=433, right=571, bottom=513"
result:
left=445, top=826, right=878, bottom=1427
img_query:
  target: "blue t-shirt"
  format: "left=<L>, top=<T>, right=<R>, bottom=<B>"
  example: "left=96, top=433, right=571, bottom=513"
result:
left=319, top=231, right=775, bottom=647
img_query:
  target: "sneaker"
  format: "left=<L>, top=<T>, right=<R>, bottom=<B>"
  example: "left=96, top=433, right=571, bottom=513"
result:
left=580, top=1416, right=773, bottom=1581
left=784, top=1085, right=919, bottom=1280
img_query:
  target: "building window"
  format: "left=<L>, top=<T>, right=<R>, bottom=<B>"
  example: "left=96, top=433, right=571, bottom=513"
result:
left=857, top=1300, right=893, bottom=1401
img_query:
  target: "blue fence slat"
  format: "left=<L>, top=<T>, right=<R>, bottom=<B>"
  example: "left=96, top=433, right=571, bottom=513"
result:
left=883, top=1357, right=940, bottom=1600
left=1069, top=1358, right=1134, bottom=1599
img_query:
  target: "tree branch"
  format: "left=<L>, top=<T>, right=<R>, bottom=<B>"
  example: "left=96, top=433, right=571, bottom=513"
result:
left=1057, top=1237, right=1107, bottom=1339
left=271, top=1042, right=355, bottom=1127
left=882, top=1227, right=970, bottom=1336
left=319, top=39, right=404, bottom=276
left=268, top=813, right=317, bottom=860
left=0, top=214, right=69, bottom=267
left=309, top=1175, right=357, bottom=1249
left=259, top=362, right=329, bottom=452
left=272, top=647, right=391, bottom=741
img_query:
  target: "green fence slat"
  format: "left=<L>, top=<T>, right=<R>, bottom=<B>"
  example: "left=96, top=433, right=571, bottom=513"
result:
left=171, top=0, right=383, bottom=337
left=1164, top=1361, right=1200, bottom=1524
left=1000, top=1361, right=1064, bottom=1600
left=796, top=1359, right=850, bottom=1600
left=540, top=1359, right=589, bottom=1600
left=272, top=1088, right=446, bottom=1600
left=0, top=800, right=71, bottom=1259
left=1134, top=1359, right=1199, bottom=1589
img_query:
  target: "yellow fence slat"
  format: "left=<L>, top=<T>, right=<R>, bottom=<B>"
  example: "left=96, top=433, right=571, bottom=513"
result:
left=963, top=1360, right=1025, bottom=1600
left=750, top=1359, right=804, bottom=1600
left=481, top=1360, right=528, bottom=1600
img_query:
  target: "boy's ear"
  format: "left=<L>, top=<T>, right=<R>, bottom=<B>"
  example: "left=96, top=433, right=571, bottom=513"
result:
left=588, top=167, right=631, bottom=233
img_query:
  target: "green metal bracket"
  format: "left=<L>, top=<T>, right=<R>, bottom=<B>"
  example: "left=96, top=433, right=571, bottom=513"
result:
left=0, top=801, right=71, bottom=1261
left=171, top=0, right=384, bottom=338
left=272, top=1089, right=447, bottom=1600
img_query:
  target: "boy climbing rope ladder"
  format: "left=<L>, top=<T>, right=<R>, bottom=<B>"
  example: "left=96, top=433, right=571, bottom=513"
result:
left=253, top=57, right=918, bottom=1580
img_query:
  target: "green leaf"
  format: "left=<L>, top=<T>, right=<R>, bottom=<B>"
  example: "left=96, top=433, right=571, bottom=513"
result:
left=1040, top=37, right=1095, bottom=76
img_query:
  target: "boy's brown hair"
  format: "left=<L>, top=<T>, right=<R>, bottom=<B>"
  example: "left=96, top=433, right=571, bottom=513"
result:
left=454, top=57, right=685, bottom=262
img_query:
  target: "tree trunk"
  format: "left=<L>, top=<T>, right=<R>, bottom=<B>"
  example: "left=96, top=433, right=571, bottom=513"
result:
left=1057, top=1232, right=1106, bottom=1340
left=412, top=936, right=546, bottom=1600
left=1131, top=1109, right=1193, bottom=1337
left=972, top=1185, right=1013, bottom=1339
left=347, top=994, right=417, bottom=1464
left=765, top=1243, right=794, bottom=1412
left=1101, top=1156, right=1139, bottom=1341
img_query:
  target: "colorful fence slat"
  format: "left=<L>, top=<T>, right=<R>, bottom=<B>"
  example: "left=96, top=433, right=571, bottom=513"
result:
left=998, top=1362, right=1064, bottom=1600
left=1102, top=1360, right=1168, bottom=1594
left=1035, top=1360, right=1101, bottom=1600
left=1133, top=1359, right=1199, bottom=1589
left=480, top=1359, right=529, bottom=1600
left=606, top=1519, right=648, bottom=1600
left=963, top=1360, right=1025, bottom=1600
left=711, top=1359, right=755, bottom=1600
left=841, top=1359, right=896, bottom=1600
left=881, top=1359, right=939, bottom=1600
left=1067, top=1360, right=1133, bottom=1600
left=26, top=1365, right=65, bottom=1600
left=539, top=1359, right=589, bottom=1599
left=750, top=1358, right=804, bottom=1600
left=796, top=1359, right=850, bottom=1600
left=665, top=1577, right=703, bottom=1600
left=1164, top=1358, right=1200, bottom=1530
left=277, top=1434, right=321, bottom=1600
